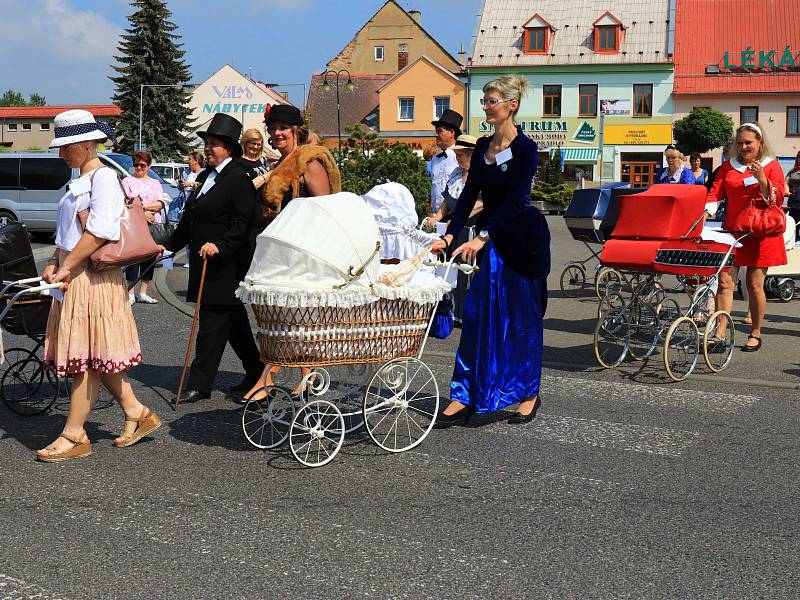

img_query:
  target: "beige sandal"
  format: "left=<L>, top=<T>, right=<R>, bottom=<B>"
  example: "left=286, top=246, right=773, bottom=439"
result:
left=36, top=431, right=92, bottom=463
left=113, top=407, right=161, bottom=448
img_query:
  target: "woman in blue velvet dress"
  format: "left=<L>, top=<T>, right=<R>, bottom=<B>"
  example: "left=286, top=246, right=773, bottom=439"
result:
left=432, top=76, right=551, bottom=426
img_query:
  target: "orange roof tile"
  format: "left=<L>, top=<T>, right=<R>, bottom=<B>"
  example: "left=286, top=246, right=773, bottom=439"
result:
left=674, top=0, right=800, bottom=95
left=0, top=104, right=121, bottom=119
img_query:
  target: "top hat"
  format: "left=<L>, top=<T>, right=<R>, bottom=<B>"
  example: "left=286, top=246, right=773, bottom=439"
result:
left=49, top=109, right=116, bottom=149
left=198, top=113, right=243, bottom=157
left=431, top=109, right=463, bottom=137
left=264, top=104, right=304, bottom=127
left=452, top=134, right=477, bottom=150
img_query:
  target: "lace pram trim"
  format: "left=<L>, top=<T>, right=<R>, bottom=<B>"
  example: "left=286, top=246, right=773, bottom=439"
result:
left=45, top=353, right=143, bottom=378
left=236, top=280, right=451, bottom=308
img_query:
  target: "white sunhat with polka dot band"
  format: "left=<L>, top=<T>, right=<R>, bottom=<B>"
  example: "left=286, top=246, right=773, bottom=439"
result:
left=49, top=109, right=116, bottom=149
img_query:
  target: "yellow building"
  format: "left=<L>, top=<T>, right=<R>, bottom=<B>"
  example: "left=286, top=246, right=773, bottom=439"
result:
left=377, top=55, right=466, bottom=150
left=326, top=0, right=462, bottom=75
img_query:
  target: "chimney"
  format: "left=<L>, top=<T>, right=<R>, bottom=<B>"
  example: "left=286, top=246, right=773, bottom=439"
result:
left=458, top=42, right=466, bottom=66
left=409, top=9, right=421, bottom=24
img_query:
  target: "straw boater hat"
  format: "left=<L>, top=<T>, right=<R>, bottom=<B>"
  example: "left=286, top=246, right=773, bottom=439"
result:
left=452, top=134, right=477, bottom=151
left=49, top=109, right=116, bottom=148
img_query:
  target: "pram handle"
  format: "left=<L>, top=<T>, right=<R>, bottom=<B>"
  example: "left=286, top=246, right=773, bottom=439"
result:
left=0, top=279, right=64, bottom=322
left=423, top=254, right=478, bottom=276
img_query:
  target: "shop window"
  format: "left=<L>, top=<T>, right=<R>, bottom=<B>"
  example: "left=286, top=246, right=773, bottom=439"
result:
left=563, top=164, right=594, bottom=182
left=7, top=123, right=17, bottom=132
left=787, top=107, right=800, bottom=136
left=543, top=85, right=561, bottom=117
left=21, top=123, right=31, bottom=132
left=740, top=106, right=758, bottom=125
left=522, top=14, right=553, bottom=55
left=20, top=158, right=71, bottom=190
left=398, top=97, right=414, bottom=121
left=433, top=97, right=450, bottom=119
left=593, top=12, right=623, bottom=54
left=633, top=84, right=653, bottom=117
left=374, top=46, right=384, bottom=62
left=579, top=84, right=598, bottom=117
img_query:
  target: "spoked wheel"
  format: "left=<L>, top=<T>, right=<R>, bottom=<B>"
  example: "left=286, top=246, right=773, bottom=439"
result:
left=597, top=291, right=625, bottom=320
left=593, top=309, right=630, bottom=368
left=627, top=302, right=660, bottom=360
left=655, top=297, right=681, bottom=324
left=778, top=279, right=795, bottom=303
left=363, top=357, right=439, bottom=453
left=560, top=264, right=586, bottom=298
left=0, top=355, right=58, bottom=416
left=242, top=386, right=296, bottom=449
left=595, top=267, right=623, bottom=299
left=289, top=399, right=345, bottom=467
left=703, top=311, right=735, bottom=372
left=663, top=316, right=700, bottom=381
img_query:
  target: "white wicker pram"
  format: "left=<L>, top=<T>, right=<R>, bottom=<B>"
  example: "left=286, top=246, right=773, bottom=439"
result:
left=236, top=192, right=471, bottom=467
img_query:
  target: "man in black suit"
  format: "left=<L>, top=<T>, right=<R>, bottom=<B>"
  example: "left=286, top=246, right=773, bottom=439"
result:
left=166, top=113, right=262, bottom=403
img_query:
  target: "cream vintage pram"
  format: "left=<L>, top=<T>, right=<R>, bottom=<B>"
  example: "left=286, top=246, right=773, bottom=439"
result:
left=236, top=191, right=469, bottom=467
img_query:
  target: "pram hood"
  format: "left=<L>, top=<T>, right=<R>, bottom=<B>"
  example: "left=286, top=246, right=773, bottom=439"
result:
left=237, top=192, right=450, bottom=308
left=362, top=182, right=438, bottom=260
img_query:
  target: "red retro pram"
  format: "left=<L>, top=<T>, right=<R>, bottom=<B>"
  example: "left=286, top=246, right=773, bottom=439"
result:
left=593, top=185, right=746, bottom=381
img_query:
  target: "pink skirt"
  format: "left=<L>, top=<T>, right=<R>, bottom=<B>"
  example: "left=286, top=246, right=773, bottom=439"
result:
left=44, top=253, right=142, bottom=378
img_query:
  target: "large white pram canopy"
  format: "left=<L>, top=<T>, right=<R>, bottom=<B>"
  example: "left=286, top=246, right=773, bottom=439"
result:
left=237, top=192, right=449, bottom=308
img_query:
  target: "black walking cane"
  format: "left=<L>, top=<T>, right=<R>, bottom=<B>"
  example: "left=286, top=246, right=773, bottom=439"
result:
left=175, top=257, right=208, bottom=407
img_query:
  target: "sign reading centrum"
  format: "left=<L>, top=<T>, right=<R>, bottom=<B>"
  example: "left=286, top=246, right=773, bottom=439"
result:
left=478, top=118, right=598, bottom=149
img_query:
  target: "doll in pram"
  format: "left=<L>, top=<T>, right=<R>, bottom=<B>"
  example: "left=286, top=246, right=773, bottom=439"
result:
left=235, top=190, right=472, bottom=467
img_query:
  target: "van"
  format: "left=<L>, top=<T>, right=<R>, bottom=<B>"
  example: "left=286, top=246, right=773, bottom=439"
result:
left=0, top=152, right=176, bottom=233
left=151, top=162, right=188, bottom=186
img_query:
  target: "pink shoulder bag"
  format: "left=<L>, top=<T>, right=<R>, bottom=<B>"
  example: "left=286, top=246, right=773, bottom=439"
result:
left=77, top=168, right=160, bottom=270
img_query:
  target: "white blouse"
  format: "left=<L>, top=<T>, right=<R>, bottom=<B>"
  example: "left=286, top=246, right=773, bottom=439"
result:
left=55, top=167, right=124, bottom=251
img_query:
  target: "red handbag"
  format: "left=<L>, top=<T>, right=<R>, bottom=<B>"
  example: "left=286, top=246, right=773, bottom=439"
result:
left=77, top=168, right=160, bottom=270
left=729, top=191, right=786, bottom=239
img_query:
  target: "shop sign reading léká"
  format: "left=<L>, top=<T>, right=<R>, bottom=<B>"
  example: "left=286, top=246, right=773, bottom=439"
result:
left=722, top=46, right=800, bottom=71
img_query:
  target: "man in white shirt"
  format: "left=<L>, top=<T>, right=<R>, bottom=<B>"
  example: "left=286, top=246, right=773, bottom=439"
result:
left=429, top=109, right=463, bottom=215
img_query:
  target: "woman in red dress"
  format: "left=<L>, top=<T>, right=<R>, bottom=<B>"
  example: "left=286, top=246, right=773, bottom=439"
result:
left=707, top=123, right=787, bottom=351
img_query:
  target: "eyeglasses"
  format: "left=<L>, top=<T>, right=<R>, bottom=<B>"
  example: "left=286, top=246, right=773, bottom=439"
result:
left=133, top=163, right=148, bottom=168
left=480, top=98, right=510, bottom=107
left=246, top=141, right=262, bottom=147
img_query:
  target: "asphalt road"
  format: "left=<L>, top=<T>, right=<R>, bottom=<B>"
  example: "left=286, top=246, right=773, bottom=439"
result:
left=1, top=217, right=798, bottom=599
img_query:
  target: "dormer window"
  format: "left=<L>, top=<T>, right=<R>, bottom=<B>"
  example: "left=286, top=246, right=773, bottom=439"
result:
left=522, top=13, right=554, bottom=55
left=593, top=12, right=623, bottom=54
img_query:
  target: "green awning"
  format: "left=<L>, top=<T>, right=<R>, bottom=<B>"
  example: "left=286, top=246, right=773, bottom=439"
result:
left=560, top=147, right=601, bottom=162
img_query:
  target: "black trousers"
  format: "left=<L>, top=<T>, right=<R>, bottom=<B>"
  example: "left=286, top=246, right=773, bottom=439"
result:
left=188, top=303, right=262, bottom=395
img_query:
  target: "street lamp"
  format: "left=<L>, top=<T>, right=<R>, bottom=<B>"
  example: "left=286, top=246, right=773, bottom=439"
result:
left=138, top=83, right=186, bottom=150
left=320, top=69, right=354, bottom=153
left=263, top=82, right=307, bottom=110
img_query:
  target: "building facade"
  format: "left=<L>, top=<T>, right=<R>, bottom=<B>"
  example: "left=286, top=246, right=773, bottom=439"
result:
left=376, top=56, right=466, bottom=150
left=0, top=105, right=121, bottom=150
left=468, top=0, right=675, bottom=186
left=673, top=0, right=800, bottom=172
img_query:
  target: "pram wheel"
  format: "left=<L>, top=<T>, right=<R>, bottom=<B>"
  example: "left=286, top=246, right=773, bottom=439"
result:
left=595, top=267, right=623, bottom=299
left=664, top=316, right=700, bottom=381
left=242, top=386, right=296, bottom=449
left=1, top=355, right=58, bottom=416
left=597, top=292, right=625, bottom=320
left=363, top=357, right=439, bottom=453
left=703, top=311, right=735, bottom=372
left=627, top=302, right=660, bottom=361
left=593, top=309, right=629, bottom=368
left=289, top=399, right=345, bottom=467
left=560, top=264, right=586, bottom=298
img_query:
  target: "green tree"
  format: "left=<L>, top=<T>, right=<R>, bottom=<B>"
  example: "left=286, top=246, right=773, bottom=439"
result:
left=673, top=107, right=734, bottom=155
left=339, top=138, right=431, bottom=219
left=0, top=90, right=46, bottom=106
left=532, top=147, right=572, bottom=208
left=110, top=0, right=193, bottom=158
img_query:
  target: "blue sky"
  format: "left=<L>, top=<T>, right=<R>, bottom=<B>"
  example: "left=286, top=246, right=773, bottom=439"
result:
left=0, top=0, right=482, bottom=107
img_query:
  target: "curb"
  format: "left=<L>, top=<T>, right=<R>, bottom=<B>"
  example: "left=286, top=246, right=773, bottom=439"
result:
left=153, top=250, right=194, bottom=318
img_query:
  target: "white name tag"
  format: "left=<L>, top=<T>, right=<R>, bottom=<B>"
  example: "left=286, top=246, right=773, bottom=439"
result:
left=495, top=147, right=513, bottom=165
left=743, top=175, right=758, bottom=187
left=68, top=177, right=91, bottom=196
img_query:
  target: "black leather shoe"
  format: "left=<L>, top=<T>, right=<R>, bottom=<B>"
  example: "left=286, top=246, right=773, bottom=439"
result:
left=227, top=378, right=258, bottom=393
left=741, top=334, right=762, bottom=352
left=434, top=404, right=476, bottom=428
left=174, top=389, right=209, bottom=404
left=508, top=395, right=542, bottom=425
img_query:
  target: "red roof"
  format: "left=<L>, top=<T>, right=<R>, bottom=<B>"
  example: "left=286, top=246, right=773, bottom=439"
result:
left=0, top=104, right=121, bottom=118
left=674, top=0, right=800, bottom=95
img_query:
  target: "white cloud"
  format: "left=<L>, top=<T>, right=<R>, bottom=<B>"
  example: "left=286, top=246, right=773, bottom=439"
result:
left=0, top=0, right=121, bottom=103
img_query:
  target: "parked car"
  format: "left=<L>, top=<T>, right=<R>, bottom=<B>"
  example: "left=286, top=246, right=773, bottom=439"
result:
left=0, top=151, right=178, bottom=233
left=151, top=162, right=188, bottom=187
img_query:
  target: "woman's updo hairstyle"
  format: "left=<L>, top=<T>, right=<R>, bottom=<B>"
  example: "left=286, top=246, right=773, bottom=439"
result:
left=482, top=76, right=530, bottom=117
